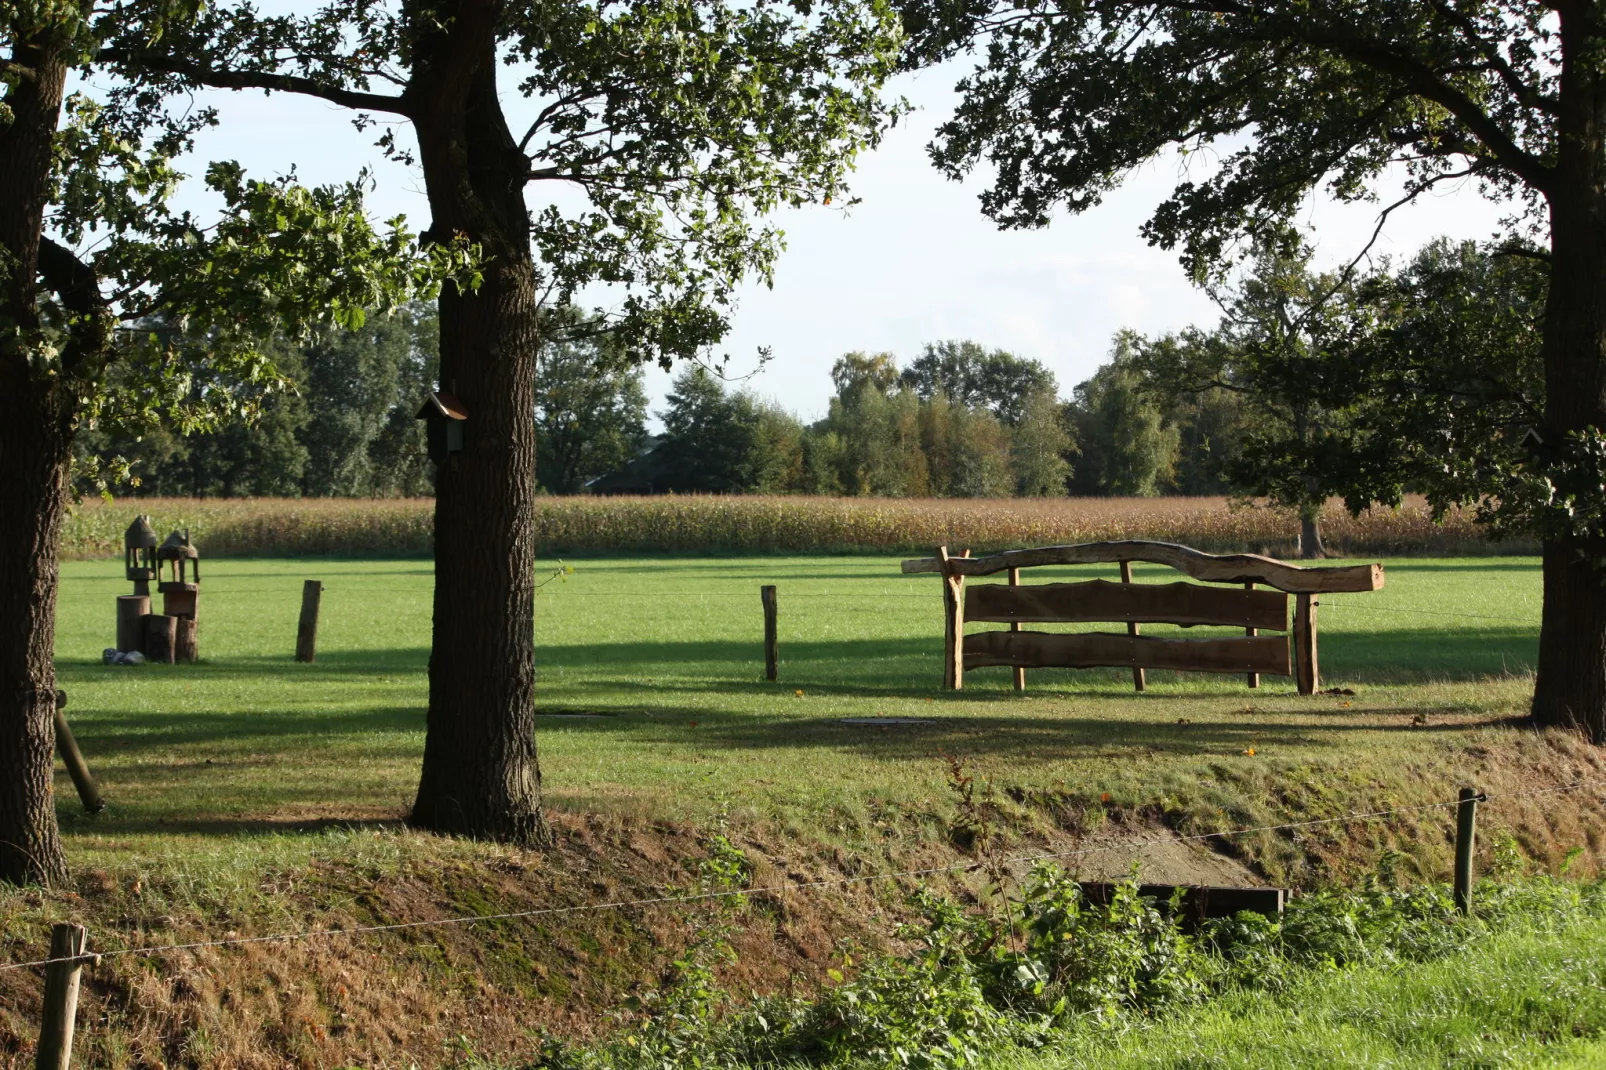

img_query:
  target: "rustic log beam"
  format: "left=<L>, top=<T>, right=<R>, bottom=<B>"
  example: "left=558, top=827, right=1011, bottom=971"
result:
left=965, top=579, right=1289, bottom=630
left=903, top=540, right=1383, bottom=594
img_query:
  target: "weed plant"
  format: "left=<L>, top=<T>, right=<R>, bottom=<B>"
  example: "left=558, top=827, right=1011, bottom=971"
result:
left=526, top=861, right=1606, bottom=1070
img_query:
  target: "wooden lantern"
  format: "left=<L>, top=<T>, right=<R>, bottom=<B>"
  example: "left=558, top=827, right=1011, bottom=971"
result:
left=156, top=530, right=200, bottom=663
left=123, top=515, right=158, bottom=596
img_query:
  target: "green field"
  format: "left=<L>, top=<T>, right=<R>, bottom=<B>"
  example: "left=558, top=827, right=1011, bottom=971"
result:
left=44, top=554, right=1585, bottom=878
left=10, top=552, right=1604, bottom=1068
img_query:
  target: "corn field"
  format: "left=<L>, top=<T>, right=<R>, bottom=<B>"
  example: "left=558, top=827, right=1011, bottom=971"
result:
left=59, top=495, right=1523, bottom=559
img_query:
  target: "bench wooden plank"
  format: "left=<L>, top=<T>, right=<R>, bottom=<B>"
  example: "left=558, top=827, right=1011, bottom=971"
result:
left=965, top=579, right=1289, bottom=631
left=962, top=630, right=1292, bottom=675
left=902, top=539, right=1383, bottom=594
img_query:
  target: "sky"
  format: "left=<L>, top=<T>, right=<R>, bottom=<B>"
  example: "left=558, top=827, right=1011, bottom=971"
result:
left=164, top=59, right=1514, bottom=427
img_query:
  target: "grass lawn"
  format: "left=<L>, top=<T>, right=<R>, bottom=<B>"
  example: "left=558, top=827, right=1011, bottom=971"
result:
left=1001, top=915, right=1606, bottom=1070
left=47, top=553, right=1593, bottom=885
left=9, top=552, right=1606, bottom=1068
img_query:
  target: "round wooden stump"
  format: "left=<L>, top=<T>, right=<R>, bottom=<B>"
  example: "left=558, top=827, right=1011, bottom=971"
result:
left=116, top=595, right=149, bottom=653
left=145, top=614, right=178, bottom=664
left=175, top=617, right=198, bottom=664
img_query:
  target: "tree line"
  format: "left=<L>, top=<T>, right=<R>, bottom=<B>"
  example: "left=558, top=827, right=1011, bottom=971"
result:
left=99, top=232, right=1535, bottom=573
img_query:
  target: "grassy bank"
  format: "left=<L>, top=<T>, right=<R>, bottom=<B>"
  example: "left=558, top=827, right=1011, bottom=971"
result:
left=1, top=552, right=1598, bottom=1067
left=1010, top=915, right=1606, bottom=1069
left=60, top=494, right=1519, bottom=559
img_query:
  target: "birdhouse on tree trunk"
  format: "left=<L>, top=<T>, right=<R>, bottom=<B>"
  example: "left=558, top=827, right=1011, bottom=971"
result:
left=124, top=515, right=158, bottom=596
left=416, top=390, right=468, bottom=465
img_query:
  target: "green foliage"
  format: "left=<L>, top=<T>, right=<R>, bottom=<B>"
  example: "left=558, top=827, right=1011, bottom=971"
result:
left=1133, top=233, right=1370, bottom=526
left=531, top=865, right=1606, bottom=1070
left=905, top=0, right=1554, bottom=282
left=74, top=306, right=439, bottom=497
left=900, top=341, right=1058, bottom=427
left=110, top=0, right=905, bottom=370
left=1065, top=332, right=1178, bottom=497
left=656, top=367, right=767, bottom=493
left=536, top=318, right=649, bottom=494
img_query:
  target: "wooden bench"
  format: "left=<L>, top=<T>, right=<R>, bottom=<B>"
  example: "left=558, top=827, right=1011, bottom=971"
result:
left=901, top=540, right=1384, bottom=695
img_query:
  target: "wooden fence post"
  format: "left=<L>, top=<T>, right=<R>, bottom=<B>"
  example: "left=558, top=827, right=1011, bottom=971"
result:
left=1008, top=567, right=1025, bottom=692
left=1454, top=787, right=1482, bottom=915
left=939, top=547, right=969, bottom=690
left=36, top=923, right=89, bottom=1070
left=761, top=585, right=778, bottom=682
left=1119, top=560, right=1146, bottom=692
left=52, top=693, right=103, bottom=816
left=295, top=580, right=323, bottom=663
left=1293, top=593, right=1319, bottom=694
left=1245, top=582, right=1260, bottom=689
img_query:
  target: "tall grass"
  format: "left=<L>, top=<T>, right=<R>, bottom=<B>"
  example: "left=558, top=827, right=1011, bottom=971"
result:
left=62, top=494, right=1518, bottom=559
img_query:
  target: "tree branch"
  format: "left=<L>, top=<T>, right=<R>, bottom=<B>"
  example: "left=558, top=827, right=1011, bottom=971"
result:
left=100, top=49, right=414, bottom=117
left=0, top=58, right=38, bottom=83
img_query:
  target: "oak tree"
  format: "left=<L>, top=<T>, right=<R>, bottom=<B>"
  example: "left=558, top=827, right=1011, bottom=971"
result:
left=109, top=0, right=903, bottom=841
left=1, top=0, right=454, bottom=884
left=906, top=0, right=1606, bottom=739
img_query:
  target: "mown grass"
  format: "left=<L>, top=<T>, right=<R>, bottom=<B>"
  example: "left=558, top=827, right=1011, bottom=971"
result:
left=1005, top=916, right=1606, bottom=1070
left=9, top=550, right=1604, bottom=1068
left=60, top=494, right=1518, bottom=559
left=47, top=552, right=1590, bottom=889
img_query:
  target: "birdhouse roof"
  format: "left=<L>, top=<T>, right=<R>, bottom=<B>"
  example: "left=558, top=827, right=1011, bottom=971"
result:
left=416, top=391, right=469, bottom=420
left=124, top=515, right=158, bottom=549
left=157, top=530, right=199, bottom=559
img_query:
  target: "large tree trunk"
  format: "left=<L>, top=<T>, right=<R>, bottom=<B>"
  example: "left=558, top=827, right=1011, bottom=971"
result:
left=1297, top=506, right=1325, bottom=560
left=407, top=0, right=547, bottom=842
left=1531, top=173, right=1606, bottom=744
left=0, top=406, right=74, bottom=886
left=0, top=37, right=72, bottom=885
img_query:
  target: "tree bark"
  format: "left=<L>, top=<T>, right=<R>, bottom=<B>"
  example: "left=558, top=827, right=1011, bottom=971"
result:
left=1531, top=159, right=1606, bottom=742
left=0, top=36, right=73, bottom=886
left=406, top=0, right=546, bottom=842
left=1298, top=506, right=1325, bottom=560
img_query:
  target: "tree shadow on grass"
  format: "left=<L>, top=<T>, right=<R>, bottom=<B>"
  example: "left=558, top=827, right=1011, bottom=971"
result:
left=51, top=621, right=1539, bottom=711
left=59, top=813, right=408, bottom=838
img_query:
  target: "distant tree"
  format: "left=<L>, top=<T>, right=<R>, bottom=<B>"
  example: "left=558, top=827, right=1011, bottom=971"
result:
left=901, top=340, right=1057, bottom=425
left=656, top=367, right=760, bottom=492
left=1164, top=388, right=1247, bottom=496
left=949, top=405, right=1016, bottom=497
left=1136, top=234, right=1369, bottom=557
left=813, top=372, right=928, bottom=496
left=77, top=306, right=441, bottom=498
left=535, top=327, right=648, bottom=494
left=1339, top=240, right=1547, bottom=532
left=1067, top=333, right=1179, bottom=496
left=746, top=403, right=808, bottom=493
left=300, top=313, right=426, bottom=496
left=831, top=351, right=901, bottom=400
left=1009, top=388, right=1073, bottom=496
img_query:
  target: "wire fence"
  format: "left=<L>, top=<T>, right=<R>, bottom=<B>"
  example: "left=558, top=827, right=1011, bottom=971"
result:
left=3, top=780, right=1596, bottom=975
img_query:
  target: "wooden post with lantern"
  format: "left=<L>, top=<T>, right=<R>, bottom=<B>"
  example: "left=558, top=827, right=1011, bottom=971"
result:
left=155, top=529, right=201, bottom=663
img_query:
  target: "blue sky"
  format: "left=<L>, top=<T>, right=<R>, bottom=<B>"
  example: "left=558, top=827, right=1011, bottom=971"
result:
left=164, top=60, right=1511, bottom=426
